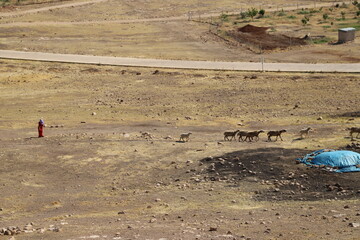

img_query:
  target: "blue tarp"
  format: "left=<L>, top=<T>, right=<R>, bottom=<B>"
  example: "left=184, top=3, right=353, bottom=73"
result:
left=297, top=149, right=360, bottom=173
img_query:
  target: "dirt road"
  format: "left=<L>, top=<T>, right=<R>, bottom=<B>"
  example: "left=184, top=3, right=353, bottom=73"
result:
left=0, top=50, right=359, bottom=72
left=0, top=0, right=108, bottom=18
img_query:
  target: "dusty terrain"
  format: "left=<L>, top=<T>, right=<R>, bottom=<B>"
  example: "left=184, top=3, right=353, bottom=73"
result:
left=212, top=2, right=360, bottom=61
left=0, top=0, right=359, bottom=62
left=0, top=0, right=360, bottom=239
left=227, top=24, right=307, bottom=51
left=0, top=60, right=359, bottom=240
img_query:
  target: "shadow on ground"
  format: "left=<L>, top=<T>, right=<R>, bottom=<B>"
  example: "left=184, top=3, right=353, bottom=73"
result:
left=336, top=111, right=360, bottom=118
left=199, top=148, right=360, bottom=202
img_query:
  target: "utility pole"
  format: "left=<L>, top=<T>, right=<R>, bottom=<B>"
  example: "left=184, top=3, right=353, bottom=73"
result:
left=198, top=0, right=201, bottom=21
left=260, top=43, right=264, bottom=72
left=187, top=11, right=192, bottom=21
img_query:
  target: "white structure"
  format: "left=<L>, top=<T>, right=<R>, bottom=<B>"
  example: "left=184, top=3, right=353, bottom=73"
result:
left=338, top=27, right=356, bottom=43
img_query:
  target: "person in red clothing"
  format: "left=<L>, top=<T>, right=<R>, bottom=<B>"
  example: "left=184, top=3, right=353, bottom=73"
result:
left=38, top=119, right=45, bottom=137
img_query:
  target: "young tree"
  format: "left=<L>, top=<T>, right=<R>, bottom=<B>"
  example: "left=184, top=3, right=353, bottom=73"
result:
left=341, top=11, right=346, bottom=20
left=247, top=8, right=258, bottom=19
left=240, top=11, right=248, bottom=19
left=220, top=13, right=229, bottom=22
left=259, top=9, right=265, bottom=17
left=301, top=18, right=308, bottom=25
left=323, top=13, right=329, bottom=20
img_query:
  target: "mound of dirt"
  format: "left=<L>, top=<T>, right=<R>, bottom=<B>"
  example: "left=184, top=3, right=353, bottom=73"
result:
left=237, top=24, right=269, bottom=34
left=228, top=24, right=307, bottom=51
left=199, top=148, right=360, bottom=202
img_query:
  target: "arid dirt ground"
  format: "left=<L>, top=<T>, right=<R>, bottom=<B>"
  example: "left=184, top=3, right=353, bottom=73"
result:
left=0, top=0, right=359, bottom=62
left=1, top=0, right=360, bottom=239
left=0, top=60, right=359, bottom=239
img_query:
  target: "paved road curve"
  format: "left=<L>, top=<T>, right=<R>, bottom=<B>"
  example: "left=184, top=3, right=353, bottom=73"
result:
left=0, top=50, right=359, bottom=73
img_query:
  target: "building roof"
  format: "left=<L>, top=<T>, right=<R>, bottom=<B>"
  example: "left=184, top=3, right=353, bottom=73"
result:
left=339, top=27, right=356, bottom=32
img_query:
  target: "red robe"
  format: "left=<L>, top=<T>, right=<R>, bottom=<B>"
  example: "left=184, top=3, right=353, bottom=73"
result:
left=38, top=122, right=44, bottom=137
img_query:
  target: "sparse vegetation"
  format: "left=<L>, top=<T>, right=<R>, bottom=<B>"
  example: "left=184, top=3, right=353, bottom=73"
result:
left=259, top=9, right=265, bottom=17
left=337, top=22, right=360, bottom=30
left=298, top=9, right=310, bottom=14
left=278, top=10, right=287, bottom=17
left=247, top=8, right=258, bottom=19
left=341, top=11, right=346, bottom=20
left=312, top=37, right=331, bottom=44
left=301, top=15, right=310, bottom=25
left=301, top=18, right=308, bottom=25
left=1, top=0, right=360, bottom=62
left=220, top=13, right=230, bottom=22
left=1, top=0, right=10, bottom=6
left=239, top=11, right=247, bottom=19
left=310, top=9, right=320, bottom=14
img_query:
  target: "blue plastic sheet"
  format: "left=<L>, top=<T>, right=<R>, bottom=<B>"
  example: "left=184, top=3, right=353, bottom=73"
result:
left=297, top=149, right=360, bottom=173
